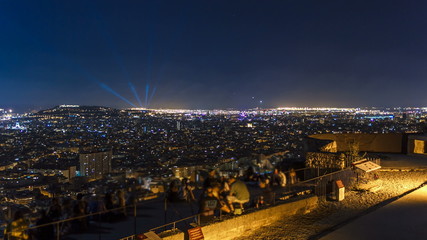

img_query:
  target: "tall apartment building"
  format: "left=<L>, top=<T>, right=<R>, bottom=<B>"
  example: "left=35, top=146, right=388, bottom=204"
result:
left=79, top=150, right=112, bottom=179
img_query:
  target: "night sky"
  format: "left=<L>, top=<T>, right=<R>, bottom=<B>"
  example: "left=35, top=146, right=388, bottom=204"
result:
left=1, top=0, right=427, bottom=111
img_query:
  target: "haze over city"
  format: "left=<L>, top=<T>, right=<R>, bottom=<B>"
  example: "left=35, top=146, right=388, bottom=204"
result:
left=1, top=0, right=427, bottom=111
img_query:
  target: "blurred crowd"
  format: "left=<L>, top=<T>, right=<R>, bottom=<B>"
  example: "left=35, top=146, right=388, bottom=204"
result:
left=4, top=189, right=132, bottom=240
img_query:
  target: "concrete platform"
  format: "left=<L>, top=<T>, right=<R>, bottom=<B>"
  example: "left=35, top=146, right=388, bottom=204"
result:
left=320, top=185, right=427, bottom=240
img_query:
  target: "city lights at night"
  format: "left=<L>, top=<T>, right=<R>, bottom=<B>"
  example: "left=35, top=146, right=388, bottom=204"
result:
left=1, top=1, right=427, bottom=240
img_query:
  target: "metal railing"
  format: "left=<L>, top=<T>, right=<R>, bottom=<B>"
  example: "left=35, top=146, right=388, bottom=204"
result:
left=0, top=169, right=334, bottom=240
left=3, top=159, right=381, bottom=240
left=150, top=213, right=200, bottom=233
left=2, top=195, right=223, bottom=240
left=117, top=211, right=209, bottom=240
left=120, top=164, right=382, bottom=239
left=3, top=199, right=144, bottom=240
left=281, top=158, right=381, bottom=201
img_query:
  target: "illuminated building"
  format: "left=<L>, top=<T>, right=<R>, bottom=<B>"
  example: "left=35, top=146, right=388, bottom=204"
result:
left=59, top=166, right=77, bottom=181
left=79, top=150, right=112, bottom=179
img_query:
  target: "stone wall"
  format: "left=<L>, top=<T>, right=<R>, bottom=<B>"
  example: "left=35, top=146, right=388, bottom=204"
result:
left=305, top=152, right=344, bottom=169
left=307, top=133, right=404, bottom=153
left=161, top=195, right=318, bottom=240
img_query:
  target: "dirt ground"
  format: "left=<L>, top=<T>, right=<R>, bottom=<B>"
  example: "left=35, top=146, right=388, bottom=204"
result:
left=233, top=170, right=427, bottom=240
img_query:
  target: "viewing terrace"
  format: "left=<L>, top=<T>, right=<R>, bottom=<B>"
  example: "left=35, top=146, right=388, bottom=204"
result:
left=3, top=159, right=383, bottom=240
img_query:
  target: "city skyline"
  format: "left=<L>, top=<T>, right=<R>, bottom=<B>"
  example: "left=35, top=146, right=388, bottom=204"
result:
left=3, top=105, right=427, bottom=115
left=1, top=0, right=427, bottom=110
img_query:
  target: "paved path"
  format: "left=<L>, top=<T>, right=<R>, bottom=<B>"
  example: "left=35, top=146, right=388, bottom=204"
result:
left=320, top=185, right=427, bottom=240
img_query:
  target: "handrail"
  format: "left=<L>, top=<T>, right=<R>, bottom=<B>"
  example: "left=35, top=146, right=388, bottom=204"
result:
left=4, top=162, right=380, bottom=239
left=0, top=167, right=336, bottom=234
left=3, top=199, right=145, bottom=238
left=294, top=168, right=349, bottom=185
left=25, top=204, right=133, bottom=230
left=149, top=212, right=200, bottom=233
left=149, top=167, right=362, bottom=234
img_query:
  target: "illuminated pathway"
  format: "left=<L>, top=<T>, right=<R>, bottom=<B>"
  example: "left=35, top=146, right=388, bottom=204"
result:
left=320, top=185, right=427, bottom=240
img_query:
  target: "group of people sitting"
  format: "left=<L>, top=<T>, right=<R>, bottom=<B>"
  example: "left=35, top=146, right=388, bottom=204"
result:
left=198, top=170, right=250, bottom=222
left=198, top=167, right=297, bottom=222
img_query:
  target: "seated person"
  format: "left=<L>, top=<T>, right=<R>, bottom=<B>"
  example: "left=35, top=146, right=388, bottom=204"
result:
left=226, top=176, right=250, bottom=212
left=199, top=187, right=220, bottom=222
left=256, top=178, right=274, bottom=208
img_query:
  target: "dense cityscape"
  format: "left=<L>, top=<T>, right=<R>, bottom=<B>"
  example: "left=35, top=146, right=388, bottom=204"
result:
left=0, top=105, right=426, bottom=235
left=1, top=106, right=426, bottom=177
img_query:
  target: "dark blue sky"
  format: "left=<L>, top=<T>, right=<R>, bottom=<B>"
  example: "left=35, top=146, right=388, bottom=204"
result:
left=1, top=0, right=427, bottom=111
